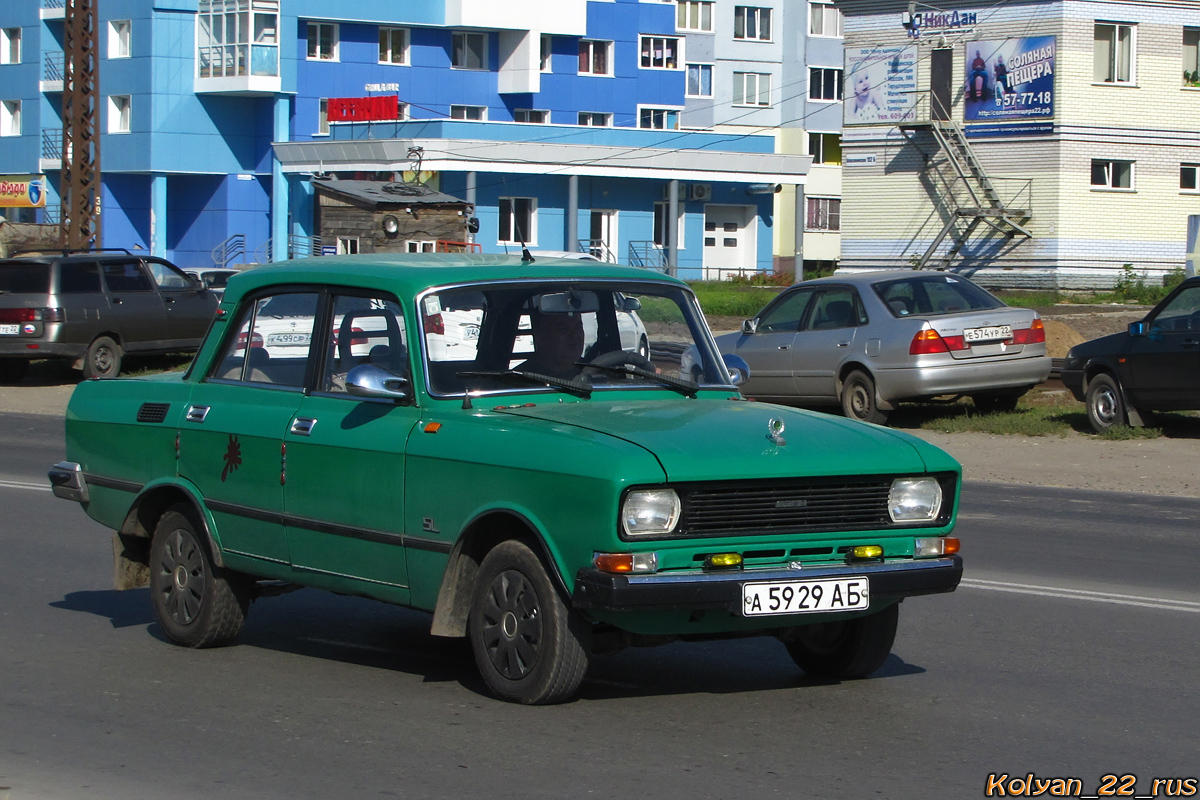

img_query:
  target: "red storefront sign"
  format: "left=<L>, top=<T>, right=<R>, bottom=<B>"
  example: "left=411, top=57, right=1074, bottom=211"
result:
left=327, top=95, right=400, bottom=122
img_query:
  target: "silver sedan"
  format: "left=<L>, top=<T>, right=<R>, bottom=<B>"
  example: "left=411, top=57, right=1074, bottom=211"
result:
left=714, top=271, right=1051, bottom=424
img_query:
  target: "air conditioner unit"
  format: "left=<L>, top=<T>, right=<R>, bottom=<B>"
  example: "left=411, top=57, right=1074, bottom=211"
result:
left=689, top=184, right=712, bottom=202
left=662, top=183, right=687, bottom=201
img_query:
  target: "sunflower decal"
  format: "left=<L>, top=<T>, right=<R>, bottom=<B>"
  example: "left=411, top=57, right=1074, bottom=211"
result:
left=220, top=434, right=242, bottom=482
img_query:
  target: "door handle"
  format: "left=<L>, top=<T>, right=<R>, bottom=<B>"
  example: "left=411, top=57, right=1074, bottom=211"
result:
left=185, top=405, right=210, bottom=423
left=111, top=297, right=123, bottom=305
left=165, top=296, right=176, bottom=304
left=837, top=341, right=850, bottom=347
left=290, top=417, right=317, bottom=436
left=777, top=345, right=790, bottom=350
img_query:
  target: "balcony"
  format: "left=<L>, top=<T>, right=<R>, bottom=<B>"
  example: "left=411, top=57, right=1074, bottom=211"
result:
left=40, top=0, right=64, bottom=20
left=195, top=42, right=280, bottom=95
left=40, top=128, right=64, bottom=171
left=40, top=52, right=63, bottom=93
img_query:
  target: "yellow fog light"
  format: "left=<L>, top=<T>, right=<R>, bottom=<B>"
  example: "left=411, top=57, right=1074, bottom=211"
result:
left=704, top=552, right=743, bottom=570
left=850, top=545, right=884, bottom=560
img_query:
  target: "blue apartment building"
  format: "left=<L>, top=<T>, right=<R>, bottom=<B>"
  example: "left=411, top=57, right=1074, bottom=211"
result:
left=0, top=0, right=811, bottom=277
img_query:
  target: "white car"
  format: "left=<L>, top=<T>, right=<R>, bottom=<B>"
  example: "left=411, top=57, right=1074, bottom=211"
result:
left=183, top=267, right=241, bottom=299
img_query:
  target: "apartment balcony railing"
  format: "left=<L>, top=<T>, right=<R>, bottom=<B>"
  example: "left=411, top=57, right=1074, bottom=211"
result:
left=41, top=52, right=64, bottom=91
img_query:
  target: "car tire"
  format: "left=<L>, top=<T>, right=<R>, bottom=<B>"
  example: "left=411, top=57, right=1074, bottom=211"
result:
left=82, top=336, right=122, bottom=379
left=972, top=392, right=1021, bottom=414
left=149, top=504, right=250, bottom=648
left=840, top=370, right=889, bottom=425
left=1086, top=373, right=1127, bottom=432
left=782, top=603, right=899, bottom=680
left=0, top=359, right=29, bottom=385
left=468, top=540, right=590, bottom=705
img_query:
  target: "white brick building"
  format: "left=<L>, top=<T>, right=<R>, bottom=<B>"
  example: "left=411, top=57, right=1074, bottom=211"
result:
left=836, top=0, right=1200, bottom=289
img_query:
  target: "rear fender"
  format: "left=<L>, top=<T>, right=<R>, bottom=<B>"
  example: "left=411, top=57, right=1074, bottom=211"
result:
left=113, top=477, right=223, bottom=589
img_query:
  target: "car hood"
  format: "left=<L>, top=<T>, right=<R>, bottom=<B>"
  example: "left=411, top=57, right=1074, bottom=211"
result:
left=1066, top=330, right=1130, bottom=360
left=495, top=398, right=954, bottom=482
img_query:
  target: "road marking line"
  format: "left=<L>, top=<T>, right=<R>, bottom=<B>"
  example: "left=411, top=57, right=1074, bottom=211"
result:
left=0, top=478, right=51, bottom=492
left=960, top=578, right=1200, bottom=613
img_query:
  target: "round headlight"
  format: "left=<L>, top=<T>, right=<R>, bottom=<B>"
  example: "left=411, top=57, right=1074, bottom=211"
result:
left=621, top=489, right=681, bottom=537
left=888, top=478, right=943, bottom=523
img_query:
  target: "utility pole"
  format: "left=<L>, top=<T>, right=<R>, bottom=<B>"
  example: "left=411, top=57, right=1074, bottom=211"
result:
left=61, top=0, right=100, bottom=250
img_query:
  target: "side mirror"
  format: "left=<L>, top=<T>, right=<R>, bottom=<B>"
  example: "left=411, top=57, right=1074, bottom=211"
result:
left=741, top=318, right=759, bottom=335
left=346, top=363, right=412, bottom=401
left=723, top=354, right=751, bottom=386
left=619, top=296, right=642, bottom=313
left=1128, top=321, right=1146, bottom=337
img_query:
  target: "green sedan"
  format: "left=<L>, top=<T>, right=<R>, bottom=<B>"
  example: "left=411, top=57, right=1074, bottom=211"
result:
left=50, top=253, right=962, bottom=704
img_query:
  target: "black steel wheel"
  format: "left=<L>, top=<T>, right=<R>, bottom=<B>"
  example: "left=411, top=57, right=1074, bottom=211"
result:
left=840, top=369, right=889, bottom=425
left=149, top=504, right=249, bottom=648
left=0, top=359, right=29, bottom=385
left=1086, top=373, right=1127, bottom=432
left=469, top=540, right=589, bottom=704
left=82, top=336, right=122, bottom=379
left=782, top=603, right=899, bottom=680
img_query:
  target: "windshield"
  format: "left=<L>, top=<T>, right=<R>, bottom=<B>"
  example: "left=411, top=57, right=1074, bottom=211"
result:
left=422, top=280, right=731, bottom=397
left=874, top=274, right=1004, bottom=317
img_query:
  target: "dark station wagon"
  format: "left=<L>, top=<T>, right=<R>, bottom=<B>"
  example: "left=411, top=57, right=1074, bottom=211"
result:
left=50, top=254, right=963, bottom=704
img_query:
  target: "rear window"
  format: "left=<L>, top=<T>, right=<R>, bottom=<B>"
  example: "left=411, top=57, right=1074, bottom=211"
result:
left=874, top=275, right=1004, bottom=317
left=0, top=262, right=51, bottom=294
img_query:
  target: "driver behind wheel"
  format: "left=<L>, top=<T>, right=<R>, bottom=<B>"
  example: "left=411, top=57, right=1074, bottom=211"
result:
left=515, top=309, right=587, bottom=380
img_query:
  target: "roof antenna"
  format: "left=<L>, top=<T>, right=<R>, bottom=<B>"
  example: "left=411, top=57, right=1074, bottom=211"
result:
left=518, top=234, right=535, bottom=265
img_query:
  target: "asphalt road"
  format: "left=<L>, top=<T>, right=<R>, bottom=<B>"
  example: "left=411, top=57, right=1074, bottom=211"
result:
left=2, top=412, right=1197, bottom=800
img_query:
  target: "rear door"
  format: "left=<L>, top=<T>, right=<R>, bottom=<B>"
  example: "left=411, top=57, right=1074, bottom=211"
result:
left=99, top=259, right=167, bottom=349
left=791, top=287, right=862, bottom=399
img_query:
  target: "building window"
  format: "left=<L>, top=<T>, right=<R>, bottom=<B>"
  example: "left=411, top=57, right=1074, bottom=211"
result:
left=307, top=22, right=337, bottom=61
left=578, top=112, right=612, bottom=126
left=640, top=36, right=680, bottom=69
left=379, top=27, right=408, bottom=65
left=653, top=203, right=684, bottom=248
left=686, top=63, right=713, bottom=97
left=733, top=72, right=771, bottom=106
left=1091, top=159, right=1133, bottom=190
left=734, top=7, right=772, bottom=41
left=108, top=95, right=131, bottom=133
left=498, top=197, right=536, bottom=244
left=809, top=67, right=843, bottom=101
left=809, top=1, right=843, bottom=37
left=639, top=107, right=680, bottom=130
left=452, top=32, right=486, bottom=70
left=1182, top=164, right=1200, bottom=192
left=808, top=132, right=842, bottom=164
left=0, top=28, right=20, bottom=65
left=108, top=20, right=131, bottom=59
left=677, top=1, right=714, bottom=33
left=806, top=198, right=841, bottom=231
left=451, top=104, right=486, bottom=121
left=0, top=100, right=20, bottom=136
left=1185, top=29, right=1199, bottom=87
left=514, top=109, right=549, bottom=123
left=579, top=39, right=612, bottom=76
left=317, top=98, right=328, bottom=134
left=199, top=0, right=279, bottom=78
left=1094, top=22, right=1134, bottom=84
left=406, top=241, right=435, bottom=253
left=337, top=237, right=359, bottom=255
left=541, top=35, right=552, bottom=72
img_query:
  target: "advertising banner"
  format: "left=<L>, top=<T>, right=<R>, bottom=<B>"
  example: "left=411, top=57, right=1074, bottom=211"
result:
left=844, top=46, right=919, bottom=126
left=0, top=175, right=47, bottom=208
left=963, top=36, right=1055, bottom=123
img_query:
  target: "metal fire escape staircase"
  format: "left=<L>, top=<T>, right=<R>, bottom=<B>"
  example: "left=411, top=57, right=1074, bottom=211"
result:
left=902, top=118, right=1032, bottom=270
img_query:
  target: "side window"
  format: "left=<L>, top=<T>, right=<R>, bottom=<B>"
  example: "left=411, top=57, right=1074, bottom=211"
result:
left=211, top=292, right=319, bottom=387
left=57, top=261, right=103, bottom=293
left=879, top=281, right=917, bottom=316
left=320, top=294, right=408, bottom=393
left=806, top=289, right=858, bottom=331
left=145, top=260, right=193, bottom=290
left=757, top=289, right=813, bottom=333
left=101, top=261, right=154, bottom=292
left=1150, top=286, right=1200, bottom=332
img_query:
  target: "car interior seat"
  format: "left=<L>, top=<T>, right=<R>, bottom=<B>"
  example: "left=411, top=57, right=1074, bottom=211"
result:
left=814, top=300, right=853, bottom=330
left=888, top=297, right=913, bottom=316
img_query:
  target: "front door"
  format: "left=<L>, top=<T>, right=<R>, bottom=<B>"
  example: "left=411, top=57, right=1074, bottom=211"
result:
left=729, top=286, right=816, bottom=399
left=144, top=258, right=217, bottom=347
left=1125, top=284, right=1200, bottom=406
left=589, top=210, right=618, bottom=262
left=177, top=289, right=321, bottom=571
left=931, top=48, right=954, bottom=120
left=283, top=293, right=418, bottom=604
left=703, top=205, right=755, bottom=280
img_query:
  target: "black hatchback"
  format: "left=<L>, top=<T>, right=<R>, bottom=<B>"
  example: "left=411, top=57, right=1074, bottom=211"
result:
left=0, top=251, right=217, bottom=382
left=1061, top=276, right=1200, bottom=432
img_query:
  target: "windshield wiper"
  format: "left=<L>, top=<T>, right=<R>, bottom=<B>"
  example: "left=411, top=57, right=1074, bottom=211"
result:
left=580, top=362, right=699, bottom=397
left=457, top=369, right=592, bottom=399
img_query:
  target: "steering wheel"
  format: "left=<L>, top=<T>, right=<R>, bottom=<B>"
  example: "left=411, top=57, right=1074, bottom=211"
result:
left=586, top=349, right=656, bottom=373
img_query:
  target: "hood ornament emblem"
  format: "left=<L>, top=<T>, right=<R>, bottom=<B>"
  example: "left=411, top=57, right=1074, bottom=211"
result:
left=766, top=417, right=786, bottom=446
